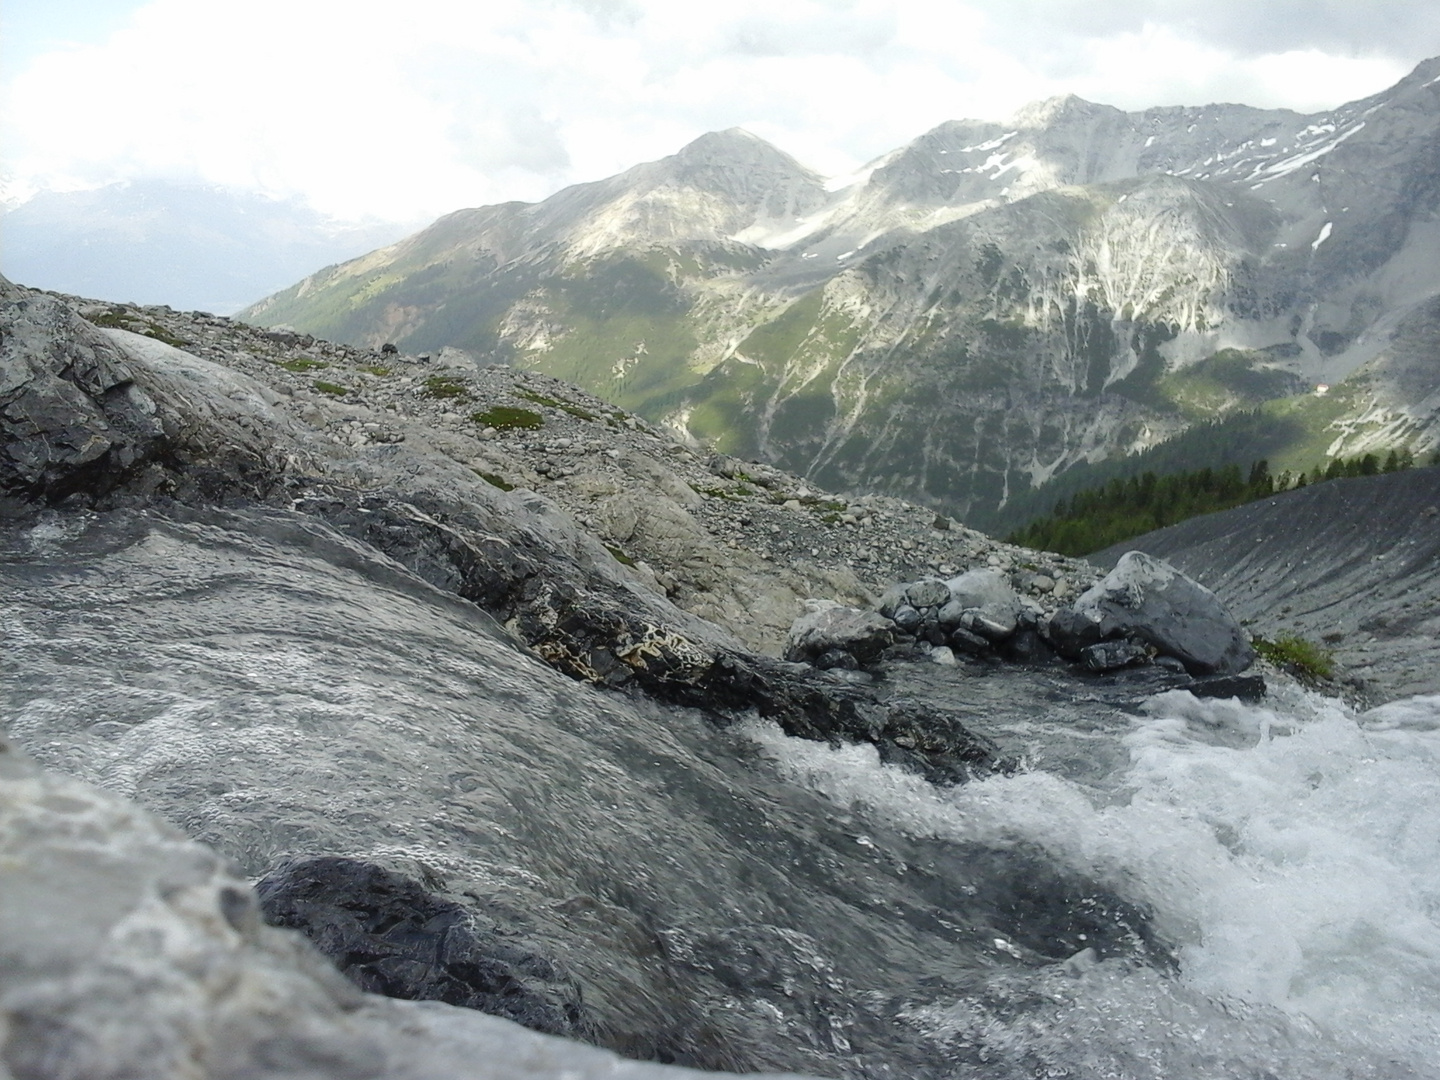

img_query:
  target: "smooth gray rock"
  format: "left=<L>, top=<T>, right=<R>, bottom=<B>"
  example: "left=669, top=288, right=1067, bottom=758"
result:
left=942, top=568, right=1021, bottom=640
left=785, top=602, right=894, bottom=665
left=0, top=736, right=807, bottom=1080
left=1055, top=552, right=1254, bottom=676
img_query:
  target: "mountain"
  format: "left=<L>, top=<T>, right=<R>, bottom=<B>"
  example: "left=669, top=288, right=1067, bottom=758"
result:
left=1, top=179, right=411, bottom=314
left=242, top=60, right=1440, bottom=528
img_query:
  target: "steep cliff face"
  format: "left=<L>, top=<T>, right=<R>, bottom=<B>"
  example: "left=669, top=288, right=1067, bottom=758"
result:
left=243, top=61, right=1440, bottom=527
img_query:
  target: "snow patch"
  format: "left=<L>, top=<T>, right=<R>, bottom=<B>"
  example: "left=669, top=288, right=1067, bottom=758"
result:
left=1312, top=222, right=1334, bottom=251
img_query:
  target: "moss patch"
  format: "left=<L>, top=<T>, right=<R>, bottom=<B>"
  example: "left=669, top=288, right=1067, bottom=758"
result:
left=1253, top=634, right=1335, bottom=681
left=474, top=470, right=515, bottom=491
left=604, top=544, right=638, bottom=567
left=516, top=389, right=598, bottom=421
left=471, top=406, right=543, bottom=431
left=423, top=376, right=470, bottom=399
left=312, top=380, right=350, bottom=397
left=276, top=358, right=329, bottom=372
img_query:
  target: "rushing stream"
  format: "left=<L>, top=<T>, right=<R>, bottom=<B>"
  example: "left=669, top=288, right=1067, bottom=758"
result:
left=3, top=504, right=1439, bottom=1079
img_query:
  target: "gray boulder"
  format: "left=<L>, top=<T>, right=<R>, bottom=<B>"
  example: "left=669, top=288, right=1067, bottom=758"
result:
left=904, top=578, right=951, bottom=610
left=944, top=568, right=1020, bottom=640
left=785, top=601, right=894, bottom=665
left=1050, top=552, right=1254, bottom=676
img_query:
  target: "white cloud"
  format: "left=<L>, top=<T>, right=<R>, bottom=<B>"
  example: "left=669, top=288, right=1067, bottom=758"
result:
left=0, top=0, right=1430, bottom=222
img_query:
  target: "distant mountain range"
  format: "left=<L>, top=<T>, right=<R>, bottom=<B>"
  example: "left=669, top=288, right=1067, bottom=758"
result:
left=1, top=181, right=410, bottom=315
left=242, top=58, right=1440, bottom=528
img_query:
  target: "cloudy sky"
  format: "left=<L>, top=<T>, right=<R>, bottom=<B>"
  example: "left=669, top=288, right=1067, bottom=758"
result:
left=2, top=0, right=1435, bottom=223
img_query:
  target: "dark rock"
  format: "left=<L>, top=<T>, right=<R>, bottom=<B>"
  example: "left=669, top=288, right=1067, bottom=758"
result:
left=785, top=603, right=894, bottom=666
left=874, top=700, right=1006, bottom=785
left=1081, top=640, right=1152, bottom=672
left=949, top=627, right=991, bottom=654
left=1053, top=552, right=1254, bottom=676
left=815, top=648, right=859, bottom=671
left=1000, top=628, right=1054, bottom=664
left=904, top=579, right=951, bottom=609
left=1, top=279, right=164, bottom=503
left=891, top=604, right=923, bottom=632
left=1183, top=673, right=1268, bottom=702
left=1045, top=606, right=1108, bottom=657
left=256, top=856, right=589, bottom=1038
left=381, top=342, right=399, bottom=355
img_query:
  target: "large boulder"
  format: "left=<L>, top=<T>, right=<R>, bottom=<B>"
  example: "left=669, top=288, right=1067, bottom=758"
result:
left=785, top=600, right=894, bottom=666
left=1048, top=552, right=1254, bottom=676
left=941, top=569, right=1020, bottom=640
left=0, top=277, right=163, bottom=501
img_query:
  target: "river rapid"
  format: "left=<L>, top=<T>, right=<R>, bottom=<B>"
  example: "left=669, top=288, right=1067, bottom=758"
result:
left=4, top=504, right=1439, bottom=1079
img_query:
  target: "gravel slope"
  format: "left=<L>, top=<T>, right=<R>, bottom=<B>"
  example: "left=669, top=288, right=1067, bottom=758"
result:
left=1093, top=468, right=1440, bottom=702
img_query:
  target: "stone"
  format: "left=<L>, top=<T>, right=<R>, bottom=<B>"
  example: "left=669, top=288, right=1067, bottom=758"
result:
left=815, top=648, right=860, bottom=671
left=943, top=569, right=1020, bottom=640
left=961, top=608, right=1019, bottom=641
left=1184, top=673, right=1268, bottom=702
left=929, top=645, right=957, bottom=665
left=949, top=627, right=991, bottom=654
left=1080, top=640, right=1152, bottom=672
left=1052, top=552, right=1254, bottom=676
left=936, top=598, right=967, bottom=629
left=256, top=857, right=587, bottom=1038
left=891, top=604, right=923, bottom=633
left=784, top=603, right=894, bottom=666
left=904, top=578, right=951, bottom=609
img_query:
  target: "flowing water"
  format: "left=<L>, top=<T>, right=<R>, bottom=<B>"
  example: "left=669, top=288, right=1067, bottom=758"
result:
left=3, top=505, right=1439, bottom=1078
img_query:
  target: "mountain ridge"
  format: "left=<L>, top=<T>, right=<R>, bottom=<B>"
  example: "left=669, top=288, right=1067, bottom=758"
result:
left=242, top=59, right=1440, bottom=527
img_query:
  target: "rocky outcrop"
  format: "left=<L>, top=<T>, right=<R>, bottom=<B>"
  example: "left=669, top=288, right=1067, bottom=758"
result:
left=0, top=276, right=164, bottom=503
left=798, top=552, right=1255, bottom=691
left=1048, top=552, right=1254, bottom=676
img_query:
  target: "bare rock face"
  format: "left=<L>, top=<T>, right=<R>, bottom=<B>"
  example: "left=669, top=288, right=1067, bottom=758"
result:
left=0, top=275, right=163, bottom=502
left=1049, top=551, right=1254, bottom=676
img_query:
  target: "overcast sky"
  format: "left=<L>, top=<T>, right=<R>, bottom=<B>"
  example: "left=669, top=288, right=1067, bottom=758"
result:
left=2, top=0, right=1435, bottom=222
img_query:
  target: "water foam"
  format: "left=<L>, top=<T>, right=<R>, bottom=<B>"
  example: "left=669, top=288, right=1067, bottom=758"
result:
left=741, top=688, right=1440, bottom=1068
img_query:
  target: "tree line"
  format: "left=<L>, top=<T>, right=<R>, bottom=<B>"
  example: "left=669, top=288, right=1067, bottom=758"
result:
left=1006, top=448, right=1421, bottom=556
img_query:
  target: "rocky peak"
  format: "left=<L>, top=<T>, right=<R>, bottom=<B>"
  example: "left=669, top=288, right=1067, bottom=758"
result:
left=659, top=127, right=829, bottom=218
left=1011, top=93, right=1116, bottom=130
